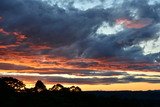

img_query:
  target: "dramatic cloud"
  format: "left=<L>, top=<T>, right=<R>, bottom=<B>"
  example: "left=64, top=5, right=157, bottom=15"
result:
left=0, top=0, right=159, bottom=88
left=0, top=0, right=160, bottom=59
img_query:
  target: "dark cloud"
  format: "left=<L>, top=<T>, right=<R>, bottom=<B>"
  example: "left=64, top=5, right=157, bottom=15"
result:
left=66, top=61, right=99, bottom=68
left=39, top=70, right=128, bottom=77
left=0, top=0, right=103, bottom=47
left=123, top=76, right=160, bottom=83
left=1, top=70, right=160, bottom=85
left=0, top=0, right=160, bottom=63
left=34, top=74, right=160, bottom=84
left=0, top=63, right=33, bottom=70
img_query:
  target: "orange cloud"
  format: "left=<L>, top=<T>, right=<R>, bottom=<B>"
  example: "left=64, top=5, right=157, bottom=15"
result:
left=0, top=28, right=27, bottom=43
left=0, top=44, right=19, bottom=49
left=0, top=51, right=158, bottom=72
left=12, top=32, right=27, bottom=42
left=0, top=17, right=158, bottom=75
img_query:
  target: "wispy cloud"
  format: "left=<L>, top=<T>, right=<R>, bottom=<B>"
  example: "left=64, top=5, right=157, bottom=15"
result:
left=1, top=70, right=160, bottom=85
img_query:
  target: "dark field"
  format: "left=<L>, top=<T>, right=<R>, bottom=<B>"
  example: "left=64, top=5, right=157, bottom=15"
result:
left=1, top=91, right=160, bottom=107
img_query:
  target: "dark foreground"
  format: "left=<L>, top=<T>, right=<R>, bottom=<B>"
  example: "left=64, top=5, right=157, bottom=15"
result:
left=1, top=91, right=160, bottom=107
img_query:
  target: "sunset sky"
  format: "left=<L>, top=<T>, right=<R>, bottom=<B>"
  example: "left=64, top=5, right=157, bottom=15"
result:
left=0, top=0, right=160, bottom=91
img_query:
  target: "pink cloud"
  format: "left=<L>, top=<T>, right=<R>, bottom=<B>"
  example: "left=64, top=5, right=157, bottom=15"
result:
left=116, top=18, right=153, bottom=29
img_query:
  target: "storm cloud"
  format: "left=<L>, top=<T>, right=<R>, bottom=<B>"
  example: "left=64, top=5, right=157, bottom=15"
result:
left=0, top=0, right=160, bottom=62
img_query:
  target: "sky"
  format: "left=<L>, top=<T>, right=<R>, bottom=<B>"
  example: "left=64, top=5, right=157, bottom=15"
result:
left=0, top=0, right=160, bottom=91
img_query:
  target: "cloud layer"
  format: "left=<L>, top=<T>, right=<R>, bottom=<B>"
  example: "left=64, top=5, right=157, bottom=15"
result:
left=0, top=0, right=160, bottom=60
left=1, top=70, right=160, bottom=85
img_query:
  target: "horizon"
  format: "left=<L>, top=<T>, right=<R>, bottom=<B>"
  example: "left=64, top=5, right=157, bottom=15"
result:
left=0, top=0, right=160, bottom=91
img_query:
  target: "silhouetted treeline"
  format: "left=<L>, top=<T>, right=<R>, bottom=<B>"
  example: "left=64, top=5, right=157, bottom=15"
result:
left=0, top=77, right=81, bottom=93
left=1, top=77, right=160, bottom=107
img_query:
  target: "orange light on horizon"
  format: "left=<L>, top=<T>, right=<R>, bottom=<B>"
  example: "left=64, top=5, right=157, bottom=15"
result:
left=22, top=82, right=160, bottom=91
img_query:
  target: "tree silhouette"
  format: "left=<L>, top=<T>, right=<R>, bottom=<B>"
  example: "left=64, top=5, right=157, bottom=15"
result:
left=69, top=86, right=81, bottom=92
left=0, top=77, right=25, bottom=92
left=50, top=84, right=82, bottom=92
left=50, top=84, right=64, bottom=91
left=0, top=77, right=82, bottom=93
left=34, top=80, right=47, bottom=92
